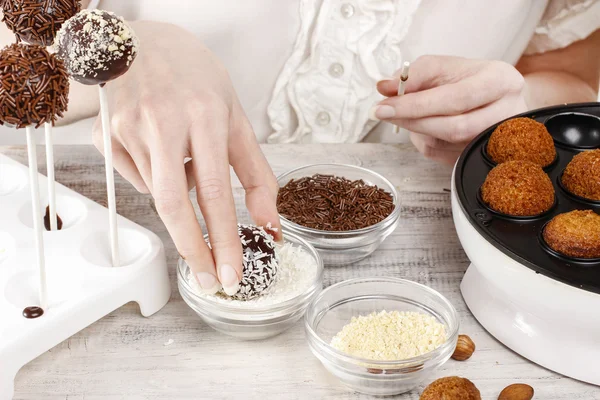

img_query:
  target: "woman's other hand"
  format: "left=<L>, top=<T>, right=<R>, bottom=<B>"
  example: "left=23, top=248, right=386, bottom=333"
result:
left=375, top=55, right=527, bottom=165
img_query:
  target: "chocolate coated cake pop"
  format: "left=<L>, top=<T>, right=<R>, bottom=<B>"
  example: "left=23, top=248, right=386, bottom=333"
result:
left=2, top=0, right=81, bottom=46
left=230, top=224, right=279, bottom=301
left=54, top=9, right=138, bottom=85
left=0, top=43, right=69, bottom=128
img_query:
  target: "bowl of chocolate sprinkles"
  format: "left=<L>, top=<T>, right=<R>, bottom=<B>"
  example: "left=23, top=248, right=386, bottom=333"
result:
left=277, top=164, right=400, bottom=266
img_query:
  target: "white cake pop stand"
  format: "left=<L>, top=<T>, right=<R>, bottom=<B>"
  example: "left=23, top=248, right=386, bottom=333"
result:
left=0, top=153, right=171, bottom=399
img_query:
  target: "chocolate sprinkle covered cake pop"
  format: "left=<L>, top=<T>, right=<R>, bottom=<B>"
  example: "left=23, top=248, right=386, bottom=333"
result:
left=2, top=0, right=81, bottom=46
left=0, top=43, right=69, bottom=128
left=54, top=9, right=138, bottom=85
left=230, top=224, right=279, bottom=301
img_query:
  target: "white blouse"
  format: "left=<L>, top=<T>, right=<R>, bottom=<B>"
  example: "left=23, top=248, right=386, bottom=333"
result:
left=0, top=0, right=598, bottom=145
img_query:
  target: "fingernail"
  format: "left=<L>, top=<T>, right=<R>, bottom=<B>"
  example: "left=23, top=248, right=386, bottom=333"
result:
left=219, top=264, right=240, bottom=296
left=369, top=105, right=396, bottom=120
left=196, top=272, right=221, bottom=295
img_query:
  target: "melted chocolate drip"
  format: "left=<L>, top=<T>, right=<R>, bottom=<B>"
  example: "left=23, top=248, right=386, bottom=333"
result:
left=44, top=205, right=63, bottom=231
left=23, top=306, right=44, bottom=319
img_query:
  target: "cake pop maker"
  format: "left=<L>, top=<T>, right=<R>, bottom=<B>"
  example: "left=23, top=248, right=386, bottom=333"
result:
left=451, top=102, right=600, bottom=385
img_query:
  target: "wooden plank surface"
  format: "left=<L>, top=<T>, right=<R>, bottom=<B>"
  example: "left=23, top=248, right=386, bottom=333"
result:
left=3, top=144, right=598, bottom=400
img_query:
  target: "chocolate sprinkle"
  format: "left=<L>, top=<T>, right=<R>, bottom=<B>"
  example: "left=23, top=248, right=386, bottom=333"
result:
left=0, top=43, right=69, bottom=128
left=2, top=0, right=81, bottom=46
left=277, top=174, right=395, bottom=231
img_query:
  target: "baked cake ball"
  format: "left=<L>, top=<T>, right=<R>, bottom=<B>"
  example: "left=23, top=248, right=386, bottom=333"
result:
left=487, top=117, right=556, bottom=167
left=229, top=224, right=279, bottom=301
left=54, top=9, right=138, bottom=85
left=481, top=160, right=555, bottom=217
left=2, top=0, right=81, bottom=46
left=561, top=149, right=600, bottom=201
left=420, top=376, right=481, bottom=400
left=543, top=210, right=600, bottom=259
left=0, top=43, right=69, bottom=128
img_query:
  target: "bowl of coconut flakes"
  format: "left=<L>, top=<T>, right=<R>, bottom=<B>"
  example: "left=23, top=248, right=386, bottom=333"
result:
left=178, top=224, right=323, bottom=340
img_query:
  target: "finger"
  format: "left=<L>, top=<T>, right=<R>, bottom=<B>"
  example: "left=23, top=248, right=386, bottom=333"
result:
left=374, top=72, right=506, bottom=120
left=377, top=78, right=401, bottom=97
left=92, top=117, right=149, bottom=194
left=391, top=94, right=527, bottom=143
left=118, top=135, right=154, bottom=193
left=377, top=55, right=476, bottom=97
left=151, top=146, right=221, bottom=295
left=229, top=108, right=282, bottom=242
left=410, top=132, right=463, bottom=165
left=190, top=105, right=242, bottom=296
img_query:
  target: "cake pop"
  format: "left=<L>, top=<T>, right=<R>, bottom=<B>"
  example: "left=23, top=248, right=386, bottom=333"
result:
left=54, top=9, right=138, bottom=85
left=1, top=0, right=81, bottom=46
left=2, top=1, right=78, bottom=231
left=0, top=43, right=69, bottom=128
left=55, top=9, right=139, bottom=266
left=229, top=224, right=279, bottom=301
left=0, top=41, right=70, bottom=230
left=0, top=43, right=69, bottom=316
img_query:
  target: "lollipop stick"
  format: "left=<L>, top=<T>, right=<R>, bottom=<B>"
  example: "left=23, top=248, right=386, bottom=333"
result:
left=393, top=61, right=411, bottom=135
left=99, top=84, right=120, bottom=267
left=26, top=126, right=48, bottom=309
left=44, top=122, right=57, bottom=231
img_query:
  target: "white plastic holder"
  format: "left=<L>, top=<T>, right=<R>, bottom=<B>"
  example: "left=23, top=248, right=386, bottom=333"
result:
left=451, top=168, right=600, bottom=385
left=0, top=153, right=171, bottom=399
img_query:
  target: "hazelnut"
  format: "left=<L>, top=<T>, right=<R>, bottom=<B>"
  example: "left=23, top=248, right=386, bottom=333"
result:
left=451, top=334, right=475, bottom=361
left=498, top=384, right=534, bottom=400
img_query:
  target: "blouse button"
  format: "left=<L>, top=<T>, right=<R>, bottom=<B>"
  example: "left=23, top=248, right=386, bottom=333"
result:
left=340, top=3, right=355, bottom=18
left=328, top=63, right=344, bottom=78
left=316, top=111, right=331, bottom=126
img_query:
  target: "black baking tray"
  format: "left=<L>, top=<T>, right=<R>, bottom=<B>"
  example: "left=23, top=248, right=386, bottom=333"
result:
left=454, top=102, right=600, bottom=294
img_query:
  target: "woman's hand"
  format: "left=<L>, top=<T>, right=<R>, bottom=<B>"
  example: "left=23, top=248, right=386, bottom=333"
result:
left=92, top=21, right=281, bottom=296
left=374, top=55, right=528, bottom=165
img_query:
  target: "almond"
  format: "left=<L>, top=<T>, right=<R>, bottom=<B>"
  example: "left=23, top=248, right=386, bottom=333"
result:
left=451, top=334, right=475, bottom=361
left=498, top=383, right=534, bottom=400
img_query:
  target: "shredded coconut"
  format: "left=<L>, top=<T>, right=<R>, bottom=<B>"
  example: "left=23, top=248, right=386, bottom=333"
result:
left=330, top=311, right=447, bottom=361
left=163, top=339, right=174, bottom=346
left=187, top=242, right=318, bottom=308
left=54, top=9, right=139, bottom=79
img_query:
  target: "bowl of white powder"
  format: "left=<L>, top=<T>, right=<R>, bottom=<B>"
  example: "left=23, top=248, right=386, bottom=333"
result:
left=304, top=277, right=458, bottom=396
left=178, top=231, right=323, bottom=340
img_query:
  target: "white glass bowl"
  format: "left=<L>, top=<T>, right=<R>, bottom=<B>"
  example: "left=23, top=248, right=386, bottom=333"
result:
left=304, top=277, right=459, bottom=396
left=276, top=164, right=401, bottom=266
left=178, top=231, right=323, bottom=340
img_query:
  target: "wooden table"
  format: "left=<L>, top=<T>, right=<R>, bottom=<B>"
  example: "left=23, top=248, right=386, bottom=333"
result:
left=4, top=144, right=598, bottom=400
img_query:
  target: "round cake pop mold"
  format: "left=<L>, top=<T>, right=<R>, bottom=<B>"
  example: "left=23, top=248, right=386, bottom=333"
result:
left=556, top=172, right=600, bottom=207
left=537, top=220, right=600, bottom=266
left=0, top=153, right=171, bottom=399
left=18, top=193, right=87, bottom=231
left=0, top=232, right=15, bottom=265
left=4, top=268, right=84, bottom=310
left=80, top=228, right=153, bottom=269
left=475, top=188, right=558, bottom=222
left=544, top=112, right=600, bottom=150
